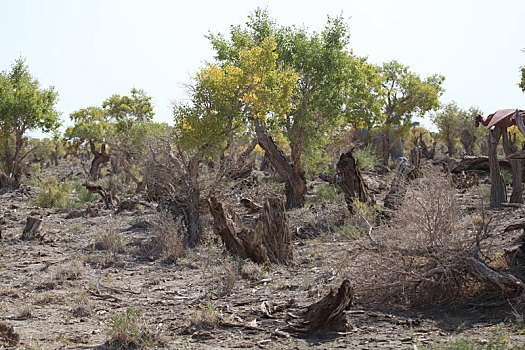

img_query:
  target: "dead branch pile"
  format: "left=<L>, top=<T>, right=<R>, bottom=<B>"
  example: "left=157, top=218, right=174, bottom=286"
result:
left=351, top=176, right=522, bottom=305
left=208, top=195, right=293, bottom=265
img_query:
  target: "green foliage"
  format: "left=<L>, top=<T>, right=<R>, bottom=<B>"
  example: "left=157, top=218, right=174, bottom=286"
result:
left=175, top=35, right=298, bottom=157
left=70, top=181, right=100, bottom=203
left=0, top=58, right=60, bottom=185
left=206, top=8, right=376, bottom=168
left=35, top=176, right=70, bottom=208
left=107, top=307, right=156, bottom=349
left=354, top=145, right=380, bottom=170
left=308, top=184, right=342, bottom=204
left=424, top=326, right=519, bottom=349
left=432, top=102, right=461, bottom=156
left=378, top=60, right=444, bottom=163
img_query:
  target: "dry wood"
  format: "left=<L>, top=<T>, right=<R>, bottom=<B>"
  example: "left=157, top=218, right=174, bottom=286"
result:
left=336, top=149, right=371, bottom=214
left=240, top=198, right=263, bottom=213
left=82, top=182, right=113, bottom=209
left=383, top=161, right=412, bottom=210
left=208, top=195, right=293, bottom=265
left=21, top=216, right=43, bottom=240
left=282, top=280, right=354, bottom=335
left=465, top=257, right=523, bottom=296
left=0, top=322, right=20, bottom=347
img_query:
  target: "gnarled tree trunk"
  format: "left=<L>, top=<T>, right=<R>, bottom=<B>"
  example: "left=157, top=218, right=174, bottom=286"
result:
left=89, top=141, right=110, bottom=181
left=208, top=195, right=293, bottom=265
left=254, top=119, right=306, bottom=209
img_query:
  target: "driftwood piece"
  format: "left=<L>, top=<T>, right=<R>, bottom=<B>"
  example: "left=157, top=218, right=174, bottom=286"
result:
left=282, top=280, right=354, bottom=335
left=336, top=149, right=371, bottom=214
left=21, top=216, right=43, bottom=240
left=82, top=182, right=113, bottom=209
left=208, top=195, right=293, bottom=265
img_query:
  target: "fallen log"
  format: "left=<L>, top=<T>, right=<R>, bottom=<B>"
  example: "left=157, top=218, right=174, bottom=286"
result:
left=208, top=195, right=293, bottom=265
left=465, top=257, right=523, bottom=296
left=282, top=280, right=354, bottom=335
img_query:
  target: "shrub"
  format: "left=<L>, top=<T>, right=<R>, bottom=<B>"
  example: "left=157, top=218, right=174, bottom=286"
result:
left=308, top=184, right=343, bottom=204
left=106, top=307, right=158, bottom=349
left=150, top=212, right=184, bottom=263
left=35, top=176, right=70, bottom=208
left=354, top=145, right=380, bottom=171
left=70, top=181, right=100, bottom=203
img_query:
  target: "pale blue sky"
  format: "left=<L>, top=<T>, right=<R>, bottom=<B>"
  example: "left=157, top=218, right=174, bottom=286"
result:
left=1, top=0, right=524, bottom=136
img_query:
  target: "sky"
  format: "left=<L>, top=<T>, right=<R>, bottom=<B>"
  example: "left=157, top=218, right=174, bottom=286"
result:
left=1, top=0, right=525, bottom=137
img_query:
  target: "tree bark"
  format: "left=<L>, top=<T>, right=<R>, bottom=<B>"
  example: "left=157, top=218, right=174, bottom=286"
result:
left=502, top=130, right=523, bottom=203
left=489, top=127, right=506, bottom=208
left=89, top=141, right=110, bottom=181
left=253, top=119, right=307, bottom=209
left=336, top=148, right=371, bottom=214
left=282, top=280, right=354, bottom=335
left=208, top=195, right=293, bottom=265
left=381, top=125, right=391, bottom=167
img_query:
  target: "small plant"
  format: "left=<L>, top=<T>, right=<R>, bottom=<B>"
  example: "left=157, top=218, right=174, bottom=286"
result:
left=150, top=212, right=184, bottom=263
left=308, top=184, right=343, bottom=204
left=70, top=181, right=100, bottom=203
left=96, top=230, right=126, bottom=255
left=425, top=326, right=519, bottom=349
left=106, top=307, right=157, bottom=349
left=354, top=145, right=380, bottom=171
left=35, top=176, right=70, bottom=208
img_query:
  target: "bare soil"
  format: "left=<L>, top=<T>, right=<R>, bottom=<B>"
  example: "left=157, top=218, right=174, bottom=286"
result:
left=1, top=161, right=525, bottom=349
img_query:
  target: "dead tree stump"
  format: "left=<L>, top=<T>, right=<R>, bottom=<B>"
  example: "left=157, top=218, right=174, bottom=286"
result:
left=21, top=216, right=43, bottom=240
left=336, top=149, right=371, bottom=214
left=384, top=160, right=412, bottom=210
left=208, top=195, right=293, bottom=265
left=283, top=280, right=354, bottom=335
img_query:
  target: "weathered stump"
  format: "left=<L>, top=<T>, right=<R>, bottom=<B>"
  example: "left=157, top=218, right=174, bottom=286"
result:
left=283, top=280, right=354, bottom=335
left=336, top=149, right=371, bottom=214
left=383, top=160, right=412, bottom=210
left=208, top=195, right=293, bottom=265
left=21, top=216, right=43, bottom=240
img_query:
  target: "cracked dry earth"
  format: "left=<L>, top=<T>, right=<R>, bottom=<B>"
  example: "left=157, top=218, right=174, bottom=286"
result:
left=1, top=172, right=525, bottom=349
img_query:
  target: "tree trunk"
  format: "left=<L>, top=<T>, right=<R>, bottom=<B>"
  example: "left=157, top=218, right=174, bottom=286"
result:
left=336, top=148, right=371, bottom=214
left=208, top=195, right=293, bottom=265
left=89, top=141, right=110, bottom=181
left=502, top=130, right=523, bottom=204
left=254, top=119, right=307, bottom=209
left=489, top=127, right=506, bottom=208
left=381, top=126, right=391, bottom=167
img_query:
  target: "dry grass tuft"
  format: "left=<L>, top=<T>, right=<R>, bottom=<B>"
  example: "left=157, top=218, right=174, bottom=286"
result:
left=150, top=211, right=184, bottom=263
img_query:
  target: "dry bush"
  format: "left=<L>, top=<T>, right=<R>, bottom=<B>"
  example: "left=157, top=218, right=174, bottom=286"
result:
left=350, top=176, right=494, bottom=305
left=150, top=211, right=184, bottom=263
